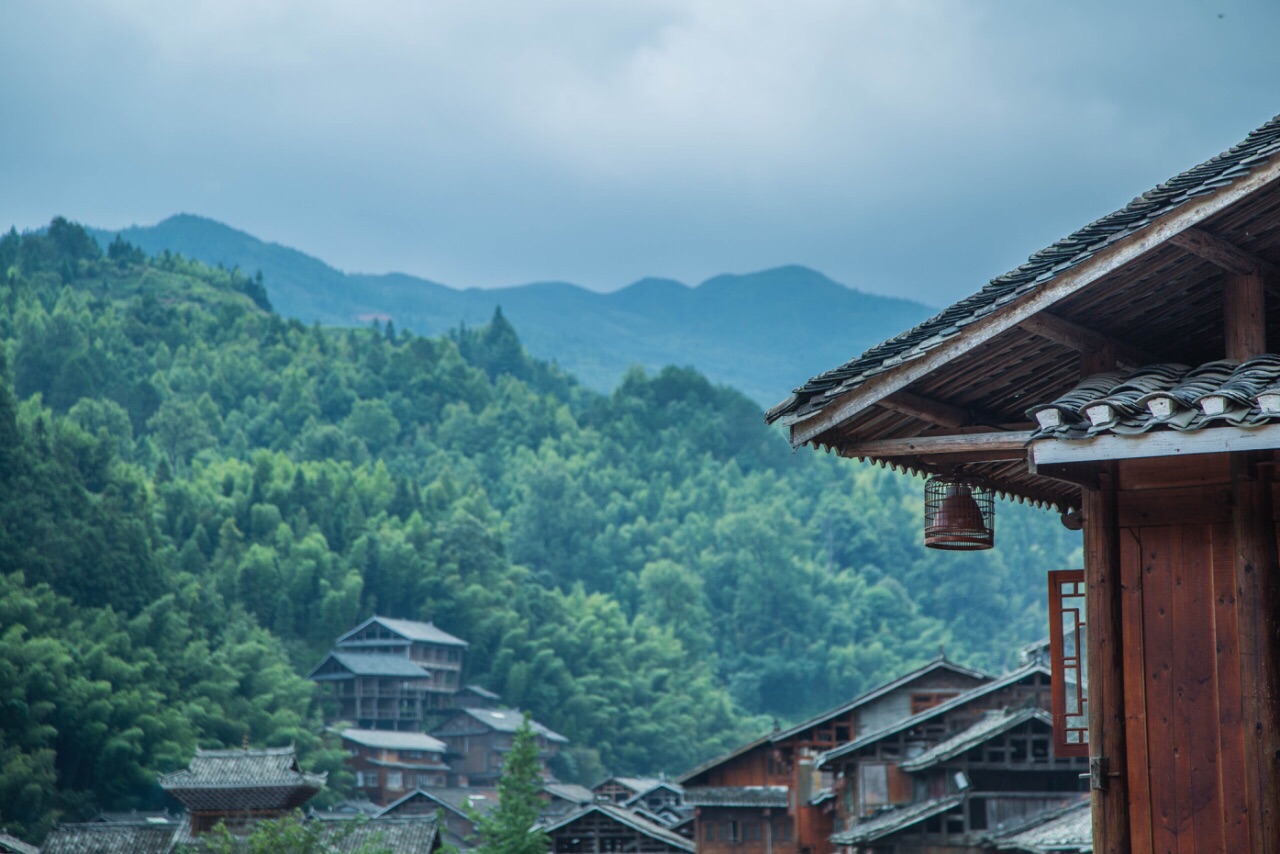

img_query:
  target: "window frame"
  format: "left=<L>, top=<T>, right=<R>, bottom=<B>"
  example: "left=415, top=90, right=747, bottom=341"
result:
left=1048, top=568, right=1088, bottom=757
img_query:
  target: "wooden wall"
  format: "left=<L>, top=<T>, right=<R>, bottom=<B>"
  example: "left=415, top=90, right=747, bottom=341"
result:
left=1102, top=453, right=1280, bottom=853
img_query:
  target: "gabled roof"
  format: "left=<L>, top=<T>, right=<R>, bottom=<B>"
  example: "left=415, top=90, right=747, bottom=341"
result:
left=683, top=786, right=789, bottom=808
left=435, top=708, right=567, bottom=743
left=818, top=662, right=1051, bottom=766
left=545, top=782, right=596, bottom=805
left=158, top=745, right=326, bottom=812
left=41, top=823, right=177, bottom=854
left=380, top=788, right=500, bottom=819
left=993, top=798, right=1092, bottom=853
left=677, top=656, right=992, bottom=783
left=461, top=684, right=500, bottom=699
left=772, top=655, right=992, bottom=742
left=341, top=728, right=447, bottom=753
left=598, top=775, right=664, bottom=795
left=540, top=804, right=695, bottom=853
left=308, top=651, right=432, bottom=679
left=900, top=707, right=1052, bottom=771
left=312, top=815, right=441, bottom=853
left=337, top=616, right=468, bottom=647
left=829, top=794, right=966, bottom=845
left=763, top=113, right=1280, bottom=507
left=622, top=781, right=685, bottom=806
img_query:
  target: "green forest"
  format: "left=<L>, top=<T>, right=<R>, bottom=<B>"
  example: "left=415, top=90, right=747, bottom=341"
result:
left=0, top=219, right=1081, bottom=842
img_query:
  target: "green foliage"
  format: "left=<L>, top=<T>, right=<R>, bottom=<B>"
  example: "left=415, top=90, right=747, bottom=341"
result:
left=0, top=218, right=1081, bottom=844
left=472, top=714, right=550, bottom=854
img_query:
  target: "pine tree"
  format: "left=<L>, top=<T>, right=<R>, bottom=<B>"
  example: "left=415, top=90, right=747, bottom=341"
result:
left=473, top=713, right=550, bottom=854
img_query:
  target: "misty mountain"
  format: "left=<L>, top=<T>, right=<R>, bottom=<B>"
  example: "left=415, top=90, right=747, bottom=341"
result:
left=91, top=214, right=933, bottom=405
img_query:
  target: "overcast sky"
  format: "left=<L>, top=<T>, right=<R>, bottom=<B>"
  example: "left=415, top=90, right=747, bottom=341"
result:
left=3, top=0, right=1279, bottom=305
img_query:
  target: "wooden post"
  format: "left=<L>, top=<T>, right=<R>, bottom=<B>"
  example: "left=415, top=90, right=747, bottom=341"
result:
left=1224, top=269, right=1280, bottom=853
left=1084, top=463, right=1129, bottom=854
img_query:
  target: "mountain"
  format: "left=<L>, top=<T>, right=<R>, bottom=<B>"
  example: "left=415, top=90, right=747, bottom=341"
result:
left=90, top=215, right=933, bottom=405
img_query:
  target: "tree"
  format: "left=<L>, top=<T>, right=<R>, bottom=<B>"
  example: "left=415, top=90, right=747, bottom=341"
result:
left=472, top=714, right=549, bottom=854
left=188, top=811, right=391, bottom=854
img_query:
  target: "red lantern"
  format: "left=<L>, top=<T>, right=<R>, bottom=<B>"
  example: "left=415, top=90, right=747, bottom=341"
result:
left=924, top=476, right=994, bottom=550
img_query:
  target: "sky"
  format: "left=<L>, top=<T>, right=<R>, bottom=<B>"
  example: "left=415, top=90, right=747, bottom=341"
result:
left=3, top=0, right=1280, bottom=306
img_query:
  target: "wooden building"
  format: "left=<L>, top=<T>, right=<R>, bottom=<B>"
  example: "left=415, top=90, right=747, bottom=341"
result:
left=680, top=657, right=991, bottom=854
left=765, top=112, right=1280, bottom=853
left=335, top=616, right=468, bottom=706
left=309, top=650, right=435, bottom=731
left=379, top=787, right=498, bottom=848
left=543, top=803, right=697, bottom=854
left=158, top=744, right=326, bottom=835
left=431, top=707, right=568, bottom=786
left=340, top=728, right=451, bottom=805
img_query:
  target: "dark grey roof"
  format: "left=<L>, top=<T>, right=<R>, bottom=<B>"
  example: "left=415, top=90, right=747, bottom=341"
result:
left=900, top=707, right=1052, bottom=771
left=41, top=823, right=177, bottom=854
left=818, top=662, right=1051, bottom=766
left=767, top=114, right=1280, bottom=429
left=541, top=804, right=695, bottom=853
left=829, top=795, right=966, bottom=845
left=337, top=616, right=468, bottom=647
left=683, top=786, right=789, bottom=808
left=437, top=708, right=567, bottom=743
left=678, top=656, right=991, bottom=783
left=310, top=651, right=432, bottom=679
left=312, top=815, right=440, bottom=853
left=0, top=832, right=39, bottom=854
left=1029, top=355, right=1280, bottom=438
left=994, top=799, right=1092, bottom=853
left=461, top=684, right=500, bottom=699
left=158, top=745, right=325, bottom=813
left=340, top=728, right=447, bottom=752
left=380, top=788, right=500, bottom=819
left=544, top=782, right=596, bottom=804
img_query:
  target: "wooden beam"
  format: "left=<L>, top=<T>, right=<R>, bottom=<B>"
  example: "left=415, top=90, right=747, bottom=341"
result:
left=1018, top=312, right=1160, bottom=368
left=1225, top=270, right=1268, bottom=360
left=1083, top=465, right=1129, bottom=854
left=838, top=430, right=1033, bottom=459
left=785, top=157, right=1280, bottom=448
left=1170, top=227, right=1280, bottom=280
left=879, top=390, right=1008, bottom=430
left=1031, top=423, right=1280, bottom=466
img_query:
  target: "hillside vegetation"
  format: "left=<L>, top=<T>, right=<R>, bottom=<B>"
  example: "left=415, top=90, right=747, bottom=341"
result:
left=0, top=220, right=1079, bottom=842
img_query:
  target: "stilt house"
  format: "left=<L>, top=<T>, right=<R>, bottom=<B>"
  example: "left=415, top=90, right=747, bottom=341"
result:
left=765, top=113, right=1280, bottom=853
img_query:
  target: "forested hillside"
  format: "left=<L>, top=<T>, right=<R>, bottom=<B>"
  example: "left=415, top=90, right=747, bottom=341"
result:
left=0, top=220, right=1080, bottom=843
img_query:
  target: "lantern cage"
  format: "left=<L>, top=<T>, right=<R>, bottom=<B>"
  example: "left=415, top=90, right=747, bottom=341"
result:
left=924, top=475, right=994, bottom=551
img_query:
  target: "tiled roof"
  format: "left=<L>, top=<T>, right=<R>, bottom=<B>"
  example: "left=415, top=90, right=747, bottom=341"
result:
left=544, top=782, right=596, bottom=804
left=818, top=662, right=1051, bottom=766
left=900, top=707, right=1052, bottom=771
left=678, top=656, right=992, bottom=783
left=461, top=684, right=500, bottom=699
left=313, top=815, right=440, bottom=853
left=337, top=616, right=469, bottom=647
left=437, top=708, right=567, bottom=743
left=0, top=832, right=39, bottom=854
left=158, top=745, right=326, bottom=812
left=1028, top=355, right=1280, bottom=438
left=41, top=823, right=178, bottom=854
left=341, top=728, right=447, bottom=753
left=380, top=788, right=500, bottom=819
left=683, top=786, right=789, bottom=808
left=993, top=799, right=1092, bottom=853
left=767, top=114, right=1280, bottom=428
left=310, top=651, right=432, bottom=679
left=829, top=795, right=966, bottom=845
left=541, top=804, right=695, bottom=853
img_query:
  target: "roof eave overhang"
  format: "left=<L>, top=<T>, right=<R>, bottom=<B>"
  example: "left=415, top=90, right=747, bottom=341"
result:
left=783, top=157, right=1280, bottom=450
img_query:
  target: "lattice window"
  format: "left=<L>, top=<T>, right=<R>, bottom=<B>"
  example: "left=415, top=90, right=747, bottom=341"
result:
left=1048, top=569, right=1088, bottom=756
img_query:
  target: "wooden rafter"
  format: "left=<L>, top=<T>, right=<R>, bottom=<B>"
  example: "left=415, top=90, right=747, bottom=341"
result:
left=878, top=390, right=1007, bottom=430
left=1017, top=312, right=1160, bottom=369
left=1169, top=227, right=1280, bottom=282
left=837, top=430, right=1034, bottom=460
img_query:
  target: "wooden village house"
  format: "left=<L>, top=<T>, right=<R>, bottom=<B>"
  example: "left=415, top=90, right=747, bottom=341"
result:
left=543, top=803, right=697, bottom=854
left=431, top=707, right=568, bottom=786
left=679, top=656, right=992, bottom=854
left=764, top=112, right=1280, bottom=853
left=340, top=728, right=451, bottom=805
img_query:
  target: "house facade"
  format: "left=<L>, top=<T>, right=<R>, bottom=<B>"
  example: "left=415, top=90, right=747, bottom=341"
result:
left=341, top=728, right=451, bottom=805
left=431, top=707, right=567, bottom=786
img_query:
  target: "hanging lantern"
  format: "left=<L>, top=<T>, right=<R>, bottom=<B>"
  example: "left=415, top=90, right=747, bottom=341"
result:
left=924, top=475, right=994, bottom=550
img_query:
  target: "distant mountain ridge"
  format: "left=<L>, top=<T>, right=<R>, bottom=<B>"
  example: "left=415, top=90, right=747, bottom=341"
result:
left=90, top=214, right=934, bottom=405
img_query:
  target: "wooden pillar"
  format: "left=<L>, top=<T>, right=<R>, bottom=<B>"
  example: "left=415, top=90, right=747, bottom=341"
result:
left=1084, top=463, right=1129, bottom=854
left=1225, top=269, right=1280, bottom=853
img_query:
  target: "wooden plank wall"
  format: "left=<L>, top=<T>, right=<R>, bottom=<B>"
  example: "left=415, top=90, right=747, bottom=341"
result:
left=1113, top=454, right=1277, bottom=853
